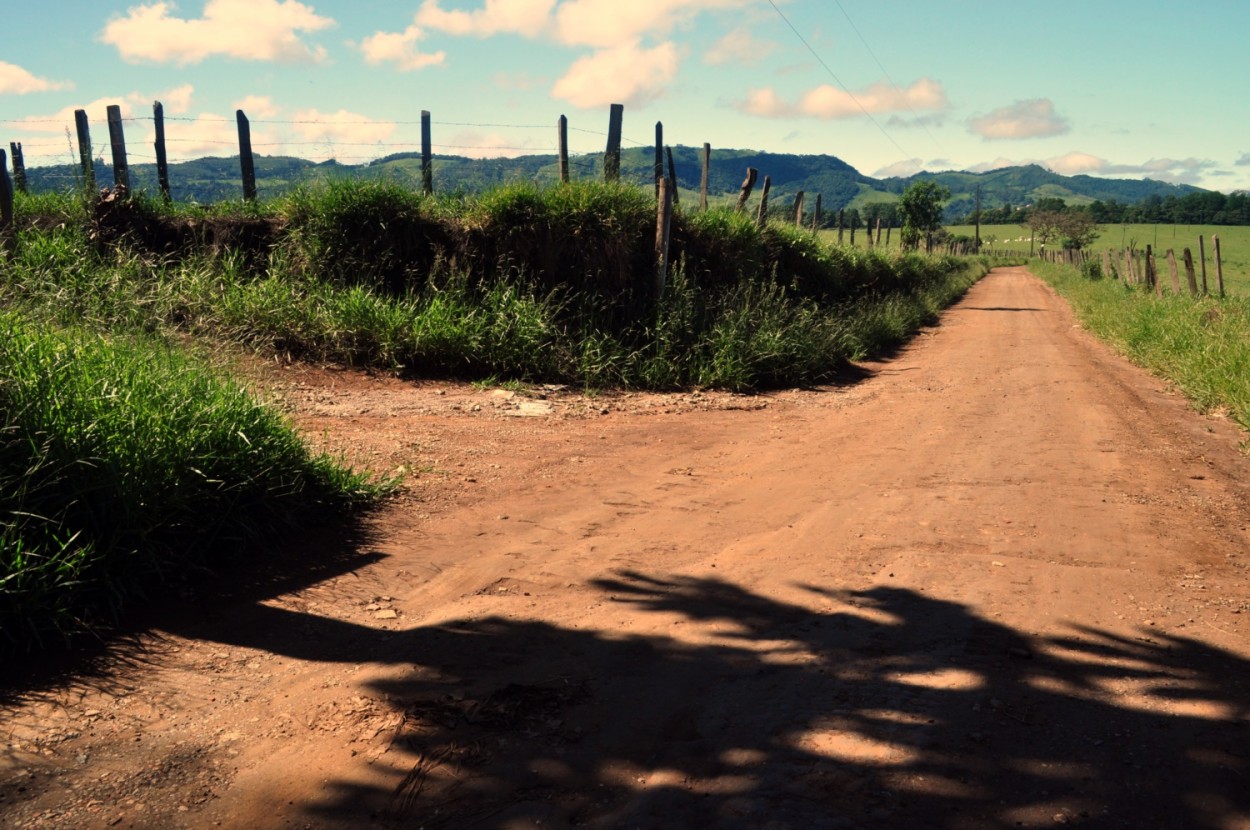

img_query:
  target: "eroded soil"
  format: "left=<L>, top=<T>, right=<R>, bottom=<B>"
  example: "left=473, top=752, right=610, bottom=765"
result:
left=3, top=267, right=1249, bottom=829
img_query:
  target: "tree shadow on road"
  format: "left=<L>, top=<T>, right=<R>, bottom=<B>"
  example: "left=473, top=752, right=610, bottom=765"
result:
left=171, top=568, right=1249, bottom=829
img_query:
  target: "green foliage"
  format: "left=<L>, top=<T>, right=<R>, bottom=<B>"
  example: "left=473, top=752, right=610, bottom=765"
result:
left=0, top=313, right=374, bottom=652
left=898, top=180, right=951, bottom=249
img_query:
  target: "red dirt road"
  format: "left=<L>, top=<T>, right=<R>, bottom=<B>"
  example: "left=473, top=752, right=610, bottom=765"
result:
left=3, top=267, right=1249, bottom=829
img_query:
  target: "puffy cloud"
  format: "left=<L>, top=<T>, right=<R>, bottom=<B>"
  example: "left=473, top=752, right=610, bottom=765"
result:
left=415, top=0, right=556, bottom=38
left=359, top=24, right=447, bottom=71
left=0, top=61, right=72, bottom=95
left=967, top=98, right=1070, bottom=140
left=738, top=78, right=948, bottom=120
left=234, top=95, right=281, bottom=119
left=551, top=41, right=679, bottom=108
left=872, top=158, right=927, bottom=178
left=553, top=0, right=750, bottom=48
left=703, top=27, right=776, bottom=66
left=290, top=108, right=397, bottom=156
left=963, top=152, right=1217, bottom=186
left=100, top=0, right=334, bottom=65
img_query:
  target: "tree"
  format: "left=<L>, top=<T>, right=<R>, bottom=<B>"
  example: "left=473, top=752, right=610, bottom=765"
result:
left=898, top=180, right=951, bottom=250
left=1027, top=209, right=1065, bottom=250
left=1057, top=210, right=1098, bottom=250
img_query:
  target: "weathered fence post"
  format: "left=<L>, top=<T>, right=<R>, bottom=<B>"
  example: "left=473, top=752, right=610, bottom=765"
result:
left=74, top=109, right=95, bottom=195
left=557, top=115, right=569, bottom=184
left=875, top=217, right=883, bottom=246
left=1198, top=236, right=1208, bottom=295
left=811, top=194, right=822, bottom=232
left=1182, top=248, right=1199, bottom=296
left=421, top=110, right=433, bottom=195
left=755, top=175, right=771, bottom=227
left=655, top=176, right=674, bottom=298
left=0, top=148, right=13, bottom=239
left=236, top=109, right=256, bottom=201
left=851, top=218, right=857, bottom=247
left=1103, top=249, right=1115, bottom=279
left=153, top=101, right=171, bottom=202
left=604, top=103, right=623, bottom=183
left=837, top=209, right=844, bottom=244
left=1146, top=244, right=1160, bottom=296
left=106, top=104, right=130, bottom=190
left=665, top=146, right=679, bottom=206
left=700, top=143, right=710, bottom=211
left=1166, top=249, right=1181, bottom=293
left=735, top=167, right=757, bottom=212
left=793, top=190, right=805, bottom=227
left=9, top=142, right=26, bottom=194
left=653, top=122, right=663, bottom=198
left=885, top=224, right=891, bottom=248
left=1213, top=235, right=1225, bottom=298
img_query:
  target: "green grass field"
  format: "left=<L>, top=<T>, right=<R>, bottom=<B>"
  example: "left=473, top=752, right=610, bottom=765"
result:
left=948, top=223, right=1250, bottom=296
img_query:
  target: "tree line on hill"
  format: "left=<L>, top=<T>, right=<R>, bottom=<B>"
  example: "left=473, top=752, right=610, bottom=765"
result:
left=960, top=190, right=1250, bottom=228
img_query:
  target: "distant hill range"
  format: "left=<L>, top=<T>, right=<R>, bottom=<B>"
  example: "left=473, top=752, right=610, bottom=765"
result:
left=25, top=146, right=1201, bottom=221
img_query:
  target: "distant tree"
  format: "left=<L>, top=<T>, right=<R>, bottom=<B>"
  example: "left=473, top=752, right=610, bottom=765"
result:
left=1057, top=209, right=1099, bottom=250
left=898, top=180, right=951, bottom=249
left=1027, top=209, right=1065, bottom=249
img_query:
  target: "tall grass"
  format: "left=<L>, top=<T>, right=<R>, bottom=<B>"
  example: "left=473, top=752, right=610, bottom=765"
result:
left=1033, top=261, right=1250, bottom=435
left=0, top=313, right=374, bottom=651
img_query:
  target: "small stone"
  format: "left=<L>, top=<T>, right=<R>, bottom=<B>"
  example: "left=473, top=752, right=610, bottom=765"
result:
left=374, top=610, right=398, bottom=620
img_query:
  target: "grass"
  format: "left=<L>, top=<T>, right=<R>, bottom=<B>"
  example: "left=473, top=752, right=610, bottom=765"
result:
left=951, top=223, right=1249, bottom=296
left=1031, top=260, right=1250, bottom=438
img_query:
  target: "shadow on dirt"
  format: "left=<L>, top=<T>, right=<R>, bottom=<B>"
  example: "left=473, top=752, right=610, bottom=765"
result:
left=168, top=569, right=1248, bottom=829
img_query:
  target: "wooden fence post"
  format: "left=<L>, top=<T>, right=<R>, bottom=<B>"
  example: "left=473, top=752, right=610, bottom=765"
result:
left=851, top=219, right=857, bottom=247
left=237, top=109, right=256, bottom=201
left=557, top=115, right=569, bottom=184
left=106, top=104, right=130, bottom=190
left=793, top=190, right=805, bottom=227
left=837, top=209, right=844, bottom=244
left=755, top=175, right=771, bottom=227
left=1198, top=236, right=1208, bottom=295
left=653, top=122, right=663, bottom=198
left=885, top=224, right=891, bottom=248
left=1182, top=248, right=1199, bottom=296
left=811, top=193, right=822, bottom=232
left=655, top=177, right=674, bottom=298
left=1213, top=235, right=1225, bottom=298
left=735, top=167, right=757, bottom=212
left=74, top=109, right=95, bottom=195
left=604, top=103, right=623, bottom=183
left=700, top=143, right=710, bottom=211
left=665, top=146, right=679, bottom=206
left=1166, top=249, right=1181, bottom=293
left=153, top=101, right=171, bottom=202
left=0, top=148, right=13, bottom=239
left=1103, top=249, right=1114, bottom=279
left=9, top=142, right=26, bottom=194
left=875, top=217, right=883, bottom=246
left=421, top=110, right=433, bottom=195
left=1146, top=244, right=1160, bottom=296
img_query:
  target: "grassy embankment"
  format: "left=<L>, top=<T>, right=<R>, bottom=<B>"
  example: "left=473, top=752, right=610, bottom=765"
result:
left=2, top=180, right=990, bottom=653
left=1031, top=260, right=1250, bottom=439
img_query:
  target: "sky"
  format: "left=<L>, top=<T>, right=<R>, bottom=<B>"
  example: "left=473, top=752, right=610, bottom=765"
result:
left=3, top=0, right=1250, bottom=192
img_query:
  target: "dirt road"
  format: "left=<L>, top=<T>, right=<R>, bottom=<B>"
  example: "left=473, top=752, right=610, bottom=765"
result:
left=3, top=267, right=1249, bottom=829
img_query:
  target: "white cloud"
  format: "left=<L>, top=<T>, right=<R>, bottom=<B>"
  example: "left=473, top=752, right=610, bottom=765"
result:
left=553, top=0, right=750, bottom=48
left=967, top=99, right=1069, bottom=141
left=962, top=152, right=1217, bottom=186
left=440, top=129, right=544, bottom=158
left=234, top=95, right=281, bottom=119
left=359, top=25, right=446, bottom=71
left=415, top=0, right=556, bottom=38
left=703, top=27, right=775, bottom=66
left=551, top=41, right=679, bottom=108
left=289, top=109, right=396, bottom=160
left=739, top=78, right=947, bottom=119
left=872, top=158, right=927, bottom=178
left=0, top=61, right=72, bottom=95
left=100, top=0, right=335, bottom=65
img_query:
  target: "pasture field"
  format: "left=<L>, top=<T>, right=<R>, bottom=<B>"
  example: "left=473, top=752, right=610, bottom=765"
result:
left=949, top=223, right=1250, bottom=296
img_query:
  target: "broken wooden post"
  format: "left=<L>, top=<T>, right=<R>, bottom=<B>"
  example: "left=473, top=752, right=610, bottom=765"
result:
left=755, top=175, right=771, bottom=227
left=604, top=104, right=623, bottom=183
left=106, top=104, right=130, bottom=190
left=655, top=176, right=674, bottom=298
left=557, top=115, right=569, bottom=184
left=700, top=143, right=710, bottom=211
left=1146, top=245, right=1160, bottom=296
left=74, top=109, right=95, bottom=195
left=9, top=142, right=26, bottom=194
left=735, top=167, right=757, bottom=212
left=421, top=110, right=433, bottom=195
left=1183, top=248, right=1199, bottom=296
left=875, top=216, right=883, bottom=246
left=237, top=109, right=256, bottom=201
left=153, top=101, right=171, bottom=202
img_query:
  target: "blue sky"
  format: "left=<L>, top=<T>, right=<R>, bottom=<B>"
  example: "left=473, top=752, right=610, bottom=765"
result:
left=3, top=0, right=1249, bottom=192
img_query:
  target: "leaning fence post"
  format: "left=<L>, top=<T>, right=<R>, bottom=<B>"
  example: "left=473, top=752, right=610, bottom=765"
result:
left=237, top=109, right=256, bottom=201
left=1182, top=248, right=1199, bottom=296
left=700, top=142, right=710, bottom=211
left=1165, top=249, right=1181, bottom=293
left=793, top=190, right=805, bottom=227
left=604, top=103, right=623, bottom=183
left=811, top=193, right=822, bottom=232
left=0, top=148, right=13, bottom=239
left=153, top=101, right=171, bottom=202
left=1146, top=244, right=1160, bottom=296
left=74, top=109, right=95, bottom=195
left=421, top=110, right=433, bottom=195
left=655, top=176, right=674, bottom=298
left=557, top=115, right=569, bottom=184
left=735, top=167, right=757, bottom=212
left=9, top=142, right=26, bottom=194
left=1198, top=235, right=1208, bottom=295
left=1213, top=235, right=1225, bottom=298
left=755, top=175, right=771, bottom=227
left=106, top=104, right=130, bottom=190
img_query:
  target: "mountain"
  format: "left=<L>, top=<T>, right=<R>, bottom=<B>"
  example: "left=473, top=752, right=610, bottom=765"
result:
left=22, top=148, right=1202, bottom=220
